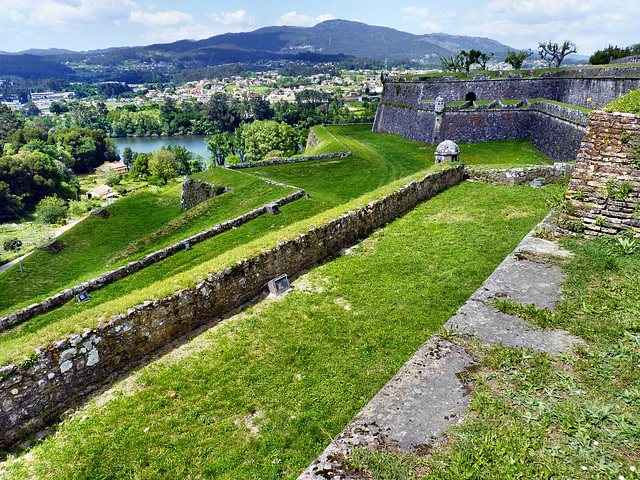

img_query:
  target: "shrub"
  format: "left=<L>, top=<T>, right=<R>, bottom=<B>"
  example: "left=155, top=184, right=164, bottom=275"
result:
left=105, top=173, right=121, bottom=187
left=36, top=195, right=68, bottom=224
left=2, top=237, right=21, bottom=252
left=147, top=175, right=166, bottom=186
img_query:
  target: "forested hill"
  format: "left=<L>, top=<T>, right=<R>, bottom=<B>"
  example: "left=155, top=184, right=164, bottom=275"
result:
left=1, top=19, right=515, bottom=81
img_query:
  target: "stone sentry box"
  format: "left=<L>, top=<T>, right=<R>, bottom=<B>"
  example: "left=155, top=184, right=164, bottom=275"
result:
left=435, top=140, right=460, bottom=164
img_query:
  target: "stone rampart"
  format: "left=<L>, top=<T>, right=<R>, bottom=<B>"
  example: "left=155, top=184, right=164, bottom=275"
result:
left=559, top=110, right=640, bottom=236
left=0, top=166, right=465, bottom=449
left=0, top=190, right=305, bottom=333
left=374, top=102, right=586, bottom=163
left=381, top=67, right=640, bottom=109
left=465, top=163, right=575, bottom=186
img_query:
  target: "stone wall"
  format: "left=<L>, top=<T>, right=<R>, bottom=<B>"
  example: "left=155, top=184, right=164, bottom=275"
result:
left=465, top=163, right=575, bottom=186
left=374, top=102, right=586, bottom=163
left=380, top=67, right=640, bottom=110
left=179, top=177, right=227, bottom=211
left=224, top=152, right=351, bottom=170
left=0, top=190, right=305, bottom=333
left=559, top=110, right=640, bottom=236
left=0, top=166, right=465, bottom=449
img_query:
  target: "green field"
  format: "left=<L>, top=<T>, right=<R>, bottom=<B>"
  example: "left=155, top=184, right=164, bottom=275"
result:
left=0, top=126, right=555, bottom=365
left=1, top=180, right=559, bottom=479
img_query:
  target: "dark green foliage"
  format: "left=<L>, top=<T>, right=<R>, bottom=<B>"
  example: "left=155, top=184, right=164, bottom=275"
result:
left=0, top=151, right=66, bottom=221
left=0, top=104, right=24, bottom=147
left=35, top=195, right=68, bottom=224
left=504, top=49, right=533, bottom=70
left=51, top=128, right=119, bottom=173
left=2, top=238, right=22, bottom=252
left=590, top=44, right=640, bottom=65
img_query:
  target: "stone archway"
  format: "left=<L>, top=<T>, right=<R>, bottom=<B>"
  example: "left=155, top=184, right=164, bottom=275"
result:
left=465, top=92, right=477, bottom=102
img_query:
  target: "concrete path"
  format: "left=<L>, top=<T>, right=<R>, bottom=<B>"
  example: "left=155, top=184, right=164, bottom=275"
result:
left=297, top=212, right=583, bottom=479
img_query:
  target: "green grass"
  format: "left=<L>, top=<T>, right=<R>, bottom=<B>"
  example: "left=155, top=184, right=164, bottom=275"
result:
left=458, top=139, right=553, bottom=169
left=0, top=127, right=554, bottom=365
left=0, top=170, right=293, bottom=316
left=606, top=88, right=640, bottom=114
left=1, top=181, right=559, bottom=479
left=303, top=125, right=347, bottom=156
left=343, top=234, right=640, bottom=479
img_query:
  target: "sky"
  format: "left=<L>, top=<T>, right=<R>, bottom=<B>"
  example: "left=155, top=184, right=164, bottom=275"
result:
left=0, top=0, right=638, bottom=56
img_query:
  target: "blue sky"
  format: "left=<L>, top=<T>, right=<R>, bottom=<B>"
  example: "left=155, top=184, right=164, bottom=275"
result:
left=0, top=0, right=637, bottom=56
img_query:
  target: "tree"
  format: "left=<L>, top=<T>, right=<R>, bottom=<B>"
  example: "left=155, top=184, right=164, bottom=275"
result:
left=0, top=104, right=24, bottom=148
left=206, top=132, right=235, bottom=166
left=440, top=54, right=463, bottom=72
left=122, top=146, right=133, bottom=166
left=148, top=149, right=178, bottom=184
left=590, top=44, right=640, bottom=65
left=36, top=195, right=68, bottom=224
left=538, top=40, right=577, bottom=68
left=504, top=50, right=533, bottom=70
left=241, top=120, right=299, bottom=162
left=477, top=52, right=494, bottom=70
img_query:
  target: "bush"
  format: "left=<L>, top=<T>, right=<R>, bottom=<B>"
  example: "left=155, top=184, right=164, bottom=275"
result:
left=36, top=195, right=68, bottom=224
left=147, top=175, right=166, bottom=186
left=105, top=173, right=121, bottom=187
left=3, top=237, right=21, bottom=252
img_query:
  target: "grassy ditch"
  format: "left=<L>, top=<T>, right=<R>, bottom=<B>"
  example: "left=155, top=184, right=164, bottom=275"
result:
left=302, top=125, right=348, bottom=156
left=343, top=234, right=640, bottom=479
left=1, top=181, right=560, bottom=479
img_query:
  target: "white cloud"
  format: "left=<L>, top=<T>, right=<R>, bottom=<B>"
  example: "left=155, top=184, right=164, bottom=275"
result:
left=29, top=0, right=136, bottom=27
left=130, top=9, right=193, bottom=27
left=139, top=23, right=218, bottom=43
left=401, top=6, right=456, bottom=32
left=8, top=9, right=25, bottom=22
left=208, top=9, right=259, bottom=30
left=274, top=11, right=335, bottom=27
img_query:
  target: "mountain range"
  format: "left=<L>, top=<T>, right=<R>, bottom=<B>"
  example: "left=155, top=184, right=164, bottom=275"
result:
left=1, top=19, right=584, bottom=82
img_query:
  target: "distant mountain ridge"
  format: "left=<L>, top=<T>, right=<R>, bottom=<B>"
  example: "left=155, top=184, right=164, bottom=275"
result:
left=1, top=19, right=520, bottom=80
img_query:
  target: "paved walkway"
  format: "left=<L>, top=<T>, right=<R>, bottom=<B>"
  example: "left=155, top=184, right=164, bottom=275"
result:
left=298, top=212, right=583, bottom=479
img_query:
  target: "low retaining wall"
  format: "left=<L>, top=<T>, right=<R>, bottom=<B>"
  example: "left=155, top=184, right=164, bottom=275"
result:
left=224, top=151, right=351, bottom=170
left=0, top=166, right=464, bottom=449
left=559, top=110, right=640, bottom=235
left=0, top=190, right=305, bottom=333
left=465, top=163, right=575, bottom=186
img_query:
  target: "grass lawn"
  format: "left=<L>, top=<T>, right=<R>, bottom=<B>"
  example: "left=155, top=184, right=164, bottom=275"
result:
left=0, top=126, right=556, bottom=364
left=346, top=234, right=640, bottom=479
left=0, top=169, right=293, bottom=316
left=1, top=181, right=560, bottom=479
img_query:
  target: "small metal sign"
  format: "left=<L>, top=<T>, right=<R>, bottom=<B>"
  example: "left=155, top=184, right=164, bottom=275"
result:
left=76, top=291, right=90, bottom=303
left=182, top=240, right=191, bottom=251
left=267, top=274, right=291, bottom=296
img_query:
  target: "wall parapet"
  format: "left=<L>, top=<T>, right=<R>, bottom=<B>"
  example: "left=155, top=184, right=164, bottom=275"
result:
left=224, top=152, right=351, bottom=170
left=465, top=163, right=575, bottom=186
left=0, top=166, right=465, bottom=449
left=0, top=190, right=305, bottom=333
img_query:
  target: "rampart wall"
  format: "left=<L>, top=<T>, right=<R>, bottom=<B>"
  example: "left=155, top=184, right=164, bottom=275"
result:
left=559, top=110, right=640, bottom=236
left=374, top=102, right=586, bottom=163
left=0, top=166, right=465, bottom=449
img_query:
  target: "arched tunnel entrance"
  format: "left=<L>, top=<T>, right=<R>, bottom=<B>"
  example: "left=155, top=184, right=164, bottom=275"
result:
left=465, top=92, right=477, bottom=102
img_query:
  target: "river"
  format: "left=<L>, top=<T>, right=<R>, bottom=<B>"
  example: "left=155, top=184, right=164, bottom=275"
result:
left=111, top=135, right=210, bottom=159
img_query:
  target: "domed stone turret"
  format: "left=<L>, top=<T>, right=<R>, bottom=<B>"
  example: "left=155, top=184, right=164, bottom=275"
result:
left=435, top=140, right=460, bottom=164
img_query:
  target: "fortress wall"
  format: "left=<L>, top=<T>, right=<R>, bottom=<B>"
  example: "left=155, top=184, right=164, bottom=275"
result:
left=440, top=110, right=532, bottom=143
left=0, top=166, right=465, bottom=449
left=529, top=111, right=585, bottom=163
left=559, top=110, right=640, bottom=236
left=372, top=103, right=435, bottom=143
left=380, top=68, right=640, bottom=111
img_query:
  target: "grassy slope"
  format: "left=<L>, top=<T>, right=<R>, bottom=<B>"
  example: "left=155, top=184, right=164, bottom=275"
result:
left=1, top=181, right=560, bottom=479
left=346, top=236, right=640, bottom=479
left=0, top=169, right=293, bottom=315
left=0, top=128, right=554, bottom=364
